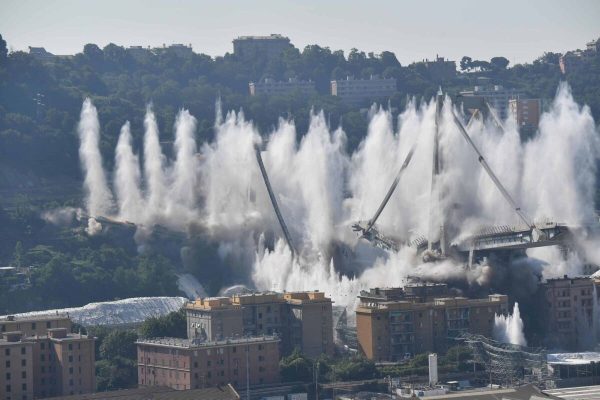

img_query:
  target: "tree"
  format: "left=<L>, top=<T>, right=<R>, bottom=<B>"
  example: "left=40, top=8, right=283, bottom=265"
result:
left=280, top=349, right=313, bottom=382
left=490, top=56, right=510, bottom=70
left=139, top=309, right=186, bottom=339
left=83, top=43, right=103, bottom=64
left=460, top=56, right=472, bottom=71
left=99, top=330, right=138, bottom=360
left=0, top=34, right=7, bottom=64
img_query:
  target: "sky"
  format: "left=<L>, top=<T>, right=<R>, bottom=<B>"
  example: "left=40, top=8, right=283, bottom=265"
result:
left=1, top=0, right=599, bottom=66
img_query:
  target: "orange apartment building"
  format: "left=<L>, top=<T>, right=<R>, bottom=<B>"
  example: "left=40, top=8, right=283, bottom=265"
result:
left=0, top=315, right=95, bottom=399
left=356, top=284, right=508, bottom=361
left=137, top=336, right=280, bottom=390
left=185, top=291, right=334, bottom=358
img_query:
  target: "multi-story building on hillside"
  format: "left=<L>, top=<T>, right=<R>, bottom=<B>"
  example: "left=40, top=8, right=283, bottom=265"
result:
left=233, top=34, right=291, bottom=60
left=331, top=76, right=397, bottom=106
left=249, top=78, right=316, bottom=97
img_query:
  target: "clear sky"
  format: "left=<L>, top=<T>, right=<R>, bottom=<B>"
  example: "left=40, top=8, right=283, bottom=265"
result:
left=1, top=0, right=599, bottom=66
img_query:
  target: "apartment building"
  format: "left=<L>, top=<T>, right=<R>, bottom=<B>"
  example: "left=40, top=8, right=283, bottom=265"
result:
left=137, top=336, right=280, bottom=390
left=542, top=275, right=600, bottom=350
left=356, top=284, right=508, bottom=361
left=331, top=76, right=397, bottom=106
left=508, top=98, right=541, bottom=137
left=249, top=78, right=316, bottom=97
left=185, top=291, right=334, bottom=358
left=0, top=325, right=95, bottom=399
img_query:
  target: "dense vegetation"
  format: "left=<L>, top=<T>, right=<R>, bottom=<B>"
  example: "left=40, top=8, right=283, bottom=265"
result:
left=1, top=32, right=599, bottom=311
left=86, top=309, right=186, bottom=391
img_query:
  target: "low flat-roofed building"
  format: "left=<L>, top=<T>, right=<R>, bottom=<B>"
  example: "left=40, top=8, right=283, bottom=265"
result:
left=356, top=285, right=508, bottom=361
left=331, top=76, right=397, bottom=106
left=136, top=336, right=280, bottom=390
left=547, top=352, right=600, bottom=388
left=249, top=78, right=316, bottom=97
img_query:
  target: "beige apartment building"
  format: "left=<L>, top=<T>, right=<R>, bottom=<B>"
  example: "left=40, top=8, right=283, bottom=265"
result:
left=185, top=291, right=334, bottom=358
left=543, top=275, right=600, bottom=350
left=137, top=336, right=280, bottom=390
left=0, top=315, right=95, bottom=399
left=356, top=284, right=508, bottom=361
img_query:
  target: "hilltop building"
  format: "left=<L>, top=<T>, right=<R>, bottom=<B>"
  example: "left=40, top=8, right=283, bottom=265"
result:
left=356, top=284, right=508, bottom=361
left=249, top=78, right=316, bottom=97
left=232, top=34, right=291, bottom=60
left=185, top=291, right=334, bottom=358
left=331, top=76, right=397, bottom=106
left=0, top=315, right=95, bottom=399
left=28, top=47, right=55, bottom=61
left=542, top=275, right=600, bottom=350
left=420, top=55, right=457, bottom=81
left=559, top=36, right=600, bottom=74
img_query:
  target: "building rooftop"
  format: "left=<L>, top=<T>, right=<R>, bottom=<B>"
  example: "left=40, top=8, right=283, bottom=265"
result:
left=186, top=290, right=330, bottom=309
left=419, top=383, right=560, bottom=399
left=547, top=352, right=600, bottom=365
left=234, top=34, right=289, bottom=41
left=136, top=335, right=280, bottom=349
left=46, top=384, right=240, bottom=400
left=0, top=313, right=70, bottom=322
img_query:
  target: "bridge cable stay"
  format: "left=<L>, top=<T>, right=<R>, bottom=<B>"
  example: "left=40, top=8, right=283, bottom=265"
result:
left=450, top=109, right=534, bottom=230
left=484, top=100, right=506, bottom=132
left=254, top=145, right=296, bottom=257
left=363, top=137, right=420, bottom=235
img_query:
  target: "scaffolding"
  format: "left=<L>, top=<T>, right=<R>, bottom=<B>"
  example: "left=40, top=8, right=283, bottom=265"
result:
left=458, top=333, right=551, bottom=388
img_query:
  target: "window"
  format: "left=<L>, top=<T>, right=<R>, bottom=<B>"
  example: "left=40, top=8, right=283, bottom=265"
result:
left=46, top=322, right=51, bottom=328
left=41, top=367, right=45, bottom=373
left=68, top=355, right=73, bottom=363
left=232, top=347, right=236, bottom=353
left=40, top=343, right=45, bottom=350
left=68, top=344, right=73, bottom=350
left=21, top=383, right=26, bottom=391
left=21, top=372, right=26, bottom=379
left=6, top=385, right=11, bottom=393
left=69, top=367, right=73, bottom=375
left=69, top=379, right=73, bottom=386
left=21, top=347, right=26, bottom=355
left=207, top=372, right=212, bottom=378
left=5, top=348, right=9, bottom=356
left=40, top=354, right=45, bottom=362
left=21, top=359, right=26, bottom=367
left=6, top=373, right=10, bottom=380
left=31, top=323, right=36, bottom=330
